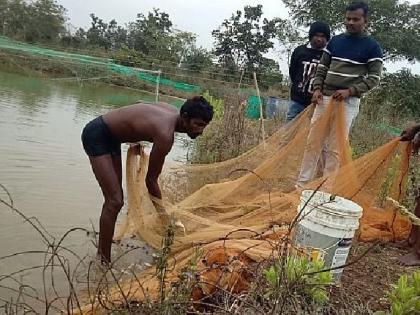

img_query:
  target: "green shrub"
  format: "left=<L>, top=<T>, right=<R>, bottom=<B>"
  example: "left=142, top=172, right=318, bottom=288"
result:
left=203, top=90, right=224, bottom=120
left=375, top=271, right=420, bottom=315
left=264, top=255, right=333, bottom=306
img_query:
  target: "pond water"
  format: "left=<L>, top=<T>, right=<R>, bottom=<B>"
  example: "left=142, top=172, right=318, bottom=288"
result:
left=0, top=69, right=190, bottom=306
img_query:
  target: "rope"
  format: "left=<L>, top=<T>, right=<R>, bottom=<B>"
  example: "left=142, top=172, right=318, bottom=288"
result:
left=387, top=197, right=420, bottom=226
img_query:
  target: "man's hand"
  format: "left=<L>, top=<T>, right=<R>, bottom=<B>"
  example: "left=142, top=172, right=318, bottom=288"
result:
left=149, top=194, right=185, bottom=233
left=332, top=89, right=351, bottom=101
left=401, top=125, right=420, bottom=141
left=311, top=89, right=323, bottom=105
left=400, top=124, right=420, bottom=155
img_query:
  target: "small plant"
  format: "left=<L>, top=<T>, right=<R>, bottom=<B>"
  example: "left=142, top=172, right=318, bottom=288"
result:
left=155, top=219, right=176, bottom=303
left=264, top=254, right=333, bottom=307
left=375, top=271, right=420, bottom=315
left=166, top=247, right=202, bottom=312
left=378, top=154, right=401, bottom=207
left=203, top=90, right=224, bottom=120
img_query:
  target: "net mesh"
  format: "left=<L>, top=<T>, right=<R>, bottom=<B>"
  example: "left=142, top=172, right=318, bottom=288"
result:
left=0, top=36, right=200, bottom=92
left=92, top=99, right=412, bottom=309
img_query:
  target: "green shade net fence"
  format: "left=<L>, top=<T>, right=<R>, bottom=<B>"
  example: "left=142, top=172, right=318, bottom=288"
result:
left=0, top=36, right=200, bottom=92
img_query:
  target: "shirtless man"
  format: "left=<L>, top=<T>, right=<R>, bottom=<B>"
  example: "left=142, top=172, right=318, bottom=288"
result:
left=399, top=124, right=420, bottom=266
left=81, top=96, right=213, bottom=263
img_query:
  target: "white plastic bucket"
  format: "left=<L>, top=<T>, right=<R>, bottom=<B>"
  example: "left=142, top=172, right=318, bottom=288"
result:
left=293, top=190, right=363, bottom=281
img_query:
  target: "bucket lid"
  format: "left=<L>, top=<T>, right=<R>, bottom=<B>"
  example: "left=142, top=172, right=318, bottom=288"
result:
left=300, top=190, right=363, bottom=217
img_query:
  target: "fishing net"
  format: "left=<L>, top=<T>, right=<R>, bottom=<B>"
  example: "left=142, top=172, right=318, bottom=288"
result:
left=85, top=98, right=413, bottom=311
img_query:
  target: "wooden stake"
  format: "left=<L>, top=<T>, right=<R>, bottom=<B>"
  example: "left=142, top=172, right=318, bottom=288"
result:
left=253, top=71, right=266, bottom=146
left=155, top=70, right=161, bottom=102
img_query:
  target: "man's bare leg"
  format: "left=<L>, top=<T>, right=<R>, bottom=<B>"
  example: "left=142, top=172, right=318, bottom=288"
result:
left=399, top=195, right=420, bottom=266
left=90, top=154, right=123, bottom=264
left=112, top=154, right=123, bottom=186
left=408, top=225, right=418, bottom=247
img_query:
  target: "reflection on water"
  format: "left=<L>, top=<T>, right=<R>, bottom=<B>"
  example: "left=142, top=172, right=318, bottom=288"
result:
left=0, top=69, right=190, bottom=299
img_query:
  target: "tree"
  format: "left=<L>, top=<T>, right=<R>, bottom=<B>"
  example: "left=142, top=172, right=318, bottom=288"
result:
left=212, top=5, right=280, bottom=77
left=182, top=47, right=214, bottom=73
left=0, top=0, right=29, bottom=40
left=124, top=9, right=202, bottom=67
left=258, top=60, right=284, bottom=89
left=128, top=8, right=173, bottom=57
left=167, top=30, right=196, bottom=64
left=275, top=19, right=307, bottom=70
left=28, top=0, right=67, bottom=42
left=0, top=0, right=8, bottom=35
left=282, top=0, right=420, bottom=61
left=0, top=0, right=66, bottom=43
left=365, top=69, right=420, bottom=118
left=60, top=27, right=87, bottom=48
left=86, top=14, right=111, bottom=49
left=83, top=14, right=128, bottom=50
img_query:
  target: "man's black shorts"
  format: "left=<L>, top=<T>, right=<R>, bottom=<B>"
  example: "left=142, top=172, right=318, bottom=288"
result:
left=81, top=116, right=121, bottom=157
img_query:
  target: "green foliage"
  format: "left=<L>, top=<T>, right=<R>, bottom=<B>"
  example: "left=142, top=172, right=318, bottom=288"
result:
left=0, top=0, right=66, bottom=43
left=275, top=18, right=307, bottom=61
left=282, top=0, right=420, bottom=61
left=84, top=14, right=127, bottom=50
left=258, top=59, right=284, bottom=89
left=127, top=8, right=194, bottom=63
left=181, top=47, right=214, bottom=73
left=264, top=255, right=333, bottom=306
left=350, top=69, right=419, bottom=159
left=366, top=70, right=420, bottom=119
left=128, top=8, right=172, bottom=55
left=155, top=220, right=176, bottom=303
left=282, top=0, right=346, bottom=30
left=212, top=5, right=282, bottom=81
left=203, top=90, right=224, bottom=120
left=375, top=271, right=420, bottom=315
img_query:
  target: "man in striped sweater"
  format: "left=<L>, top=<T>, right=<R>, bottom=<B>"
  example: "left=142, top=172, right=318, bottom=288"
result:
left=297, top=1, right=383, bottom=187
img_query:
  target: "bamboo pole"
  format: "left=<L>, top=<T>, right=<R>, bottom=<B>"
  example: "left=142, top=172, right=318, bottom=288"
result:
left=155, top=70, right=161, bottom=102
left=238, top=69, right=244, bottom=92
left=253, top=71, right=266, bottom=146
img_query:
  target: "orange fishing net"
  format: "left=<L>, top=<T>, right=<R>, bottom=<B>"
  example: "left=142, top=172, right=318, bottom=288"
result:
left=87, top=99, right=412, bottom=311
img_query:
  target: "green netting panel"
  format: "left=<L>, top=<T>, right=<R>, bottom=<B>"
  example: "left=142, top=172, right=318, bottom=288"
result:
left=246, top=95, right=263, bottom=119
left=0, top=36, right=200, bottom=92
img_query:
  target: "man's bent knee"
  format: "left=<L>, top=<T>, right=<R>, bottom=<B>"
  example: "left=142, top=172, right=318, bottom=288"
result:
left=104, top=196, right=124, bottom=215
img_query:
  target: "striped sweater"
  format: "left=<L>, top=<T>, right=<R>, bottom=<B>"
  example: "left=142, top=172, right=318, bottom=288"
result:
left=313, top=32, right=383, bottom=98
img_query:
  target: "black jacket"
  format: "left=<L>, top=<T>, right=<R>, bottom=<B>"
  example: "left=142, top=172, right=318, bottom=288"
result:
left=289, top=43, right=324, bottom=106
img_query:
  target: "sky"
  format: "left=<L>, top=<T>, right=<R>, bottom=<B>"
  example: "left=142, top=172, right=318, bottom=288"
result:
left=57, top=0, right=420, bottom=75
left=59, top=0, right=290, bottom=49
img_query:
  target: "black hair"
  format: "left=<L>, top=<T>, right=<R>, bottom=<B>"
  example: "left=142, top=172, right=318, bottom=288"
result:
left=346, top=1, right=369, bottom=18
left=180, top=96, right=213, bottom=123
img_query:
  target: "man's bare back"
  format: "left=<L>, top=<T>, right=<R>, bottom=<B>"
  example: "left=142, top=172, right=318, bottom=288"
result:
left=103, top=103, right=179, bottom=144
